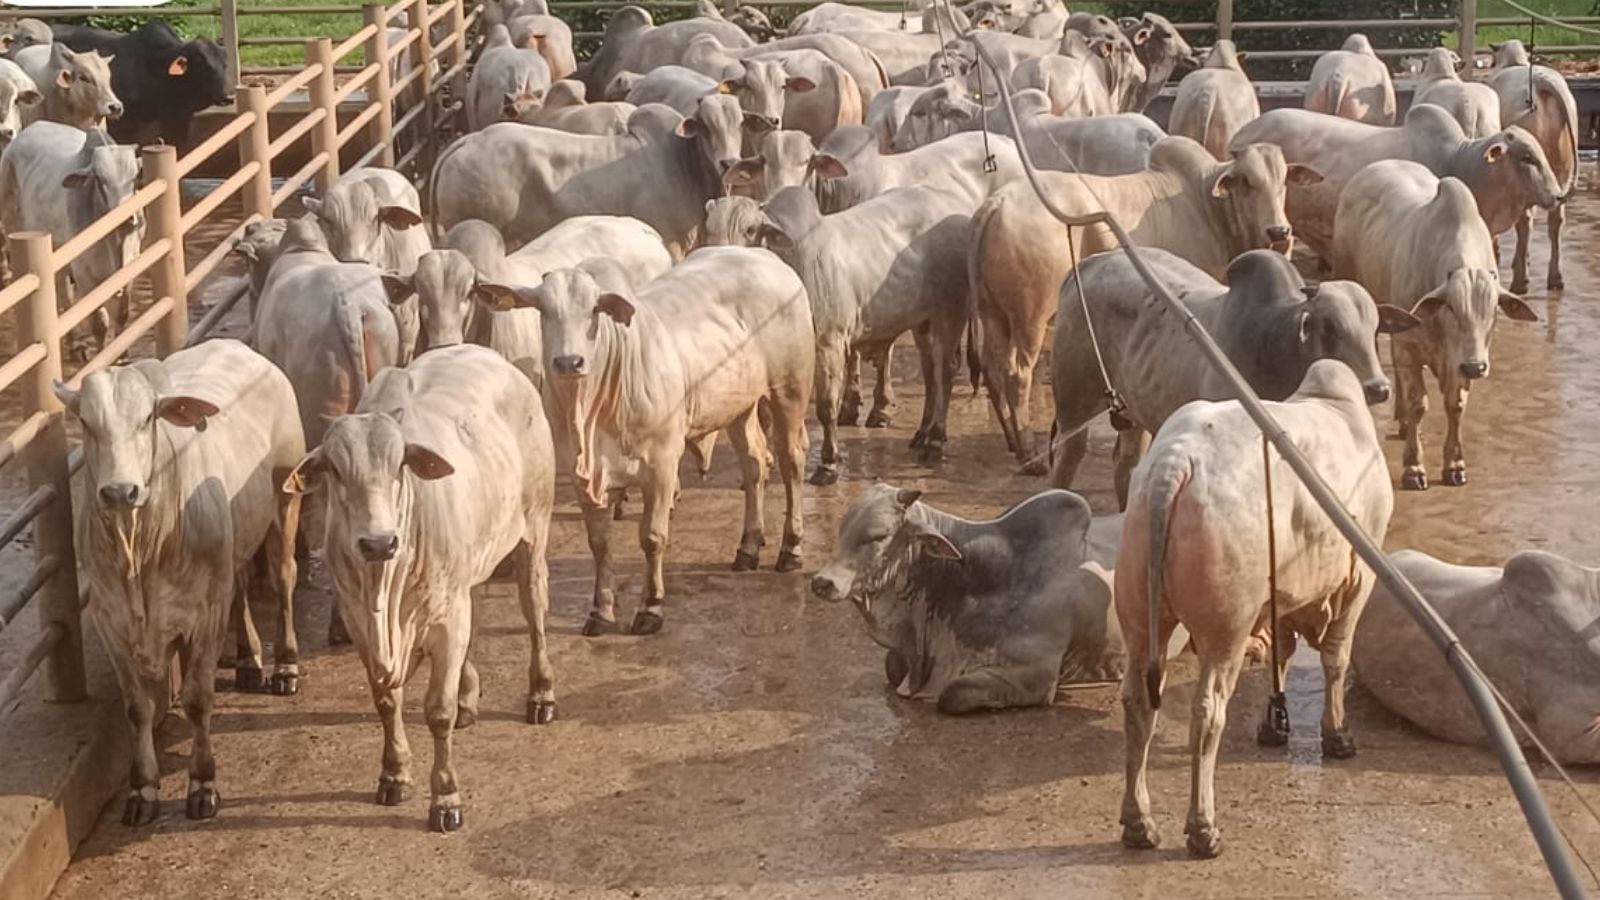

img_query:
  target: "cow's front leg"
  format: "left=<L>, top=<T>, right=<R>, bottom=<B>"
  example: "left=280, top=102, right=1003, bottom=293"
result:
left=810, top=340, right=848, bottom=486
left=579, top=498, right=617, bottom=637
left=180, top=628, right=223, bottom=819
left=1547, top=201, right=1566, bottom=290
left=1118, top=658, right=1161, bottom=850
left=120, top=672, right=164, bottom=825
left=727, top=408, right=769, bottom=571
left=1510, top=209, right=1532, bottom=295
left=1440, top=374, right=1470, bottom=487
left=513, top=534, right=556, bottom=723
left=424, top=609, right=470, bottom=832
left=838, top=348, right=863, bottom=426
left=267, top=483, right=301, bottom=694
left=1185, top=643, right=1246, bottom=859
left=371, top=675, right=412, bottom=806
left=1393, top=340, right=1429, bottom=490
left=633, top=461, right=678, bottom=635
left=866, top=343, right=895, bottom=428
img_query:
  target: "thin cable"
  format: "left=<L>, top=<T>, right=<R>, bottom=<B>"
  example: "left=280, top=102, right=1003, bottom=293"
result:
left=1496, top=0, right=1600, bottom=37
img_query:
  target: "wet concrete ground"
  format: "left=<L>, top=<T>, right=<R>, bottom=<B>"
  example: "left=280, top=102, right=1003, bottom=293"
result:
left=36, top=194, right=1600, bottom=898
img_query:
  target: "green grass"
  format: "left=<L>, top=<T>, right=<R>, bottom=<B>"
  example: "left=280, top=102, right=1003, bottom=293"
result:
left=97, top=0, right=368, bottom=68
left=1472, top=0, right=1596, bottom=51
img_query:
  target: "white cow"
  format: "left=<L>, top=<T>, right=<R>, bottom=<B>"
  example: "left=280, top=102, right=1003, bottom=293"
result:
left=285, top=345, right=557, bottom=833
left=15, top=42, right=120, bottom=130
left=1117, top=360, right=1393, bottom=858
left=468, top=24, right=552, bottom=132
left=0, top=57, right=39, bottom=143
left=1490, top=40, right=1578, bottom=293
left=56, top=340, right=303, bottom=826
left=1303, top=33, right=1395, bottom=124
left=1411, top=47, right=1500, bottom=138
left=301, top=167, right=429, bottom=276
left=1168, top=40, right=1258, bottom=159
left=478, top=247, right=815, bottom=637
left=507, top=13, right=577, bottom=80
left=1332, top=160, right=1537, bottom=490
left=504, top=79, right=636, bottom=135
left=810, top=125, right=1024, bottom=212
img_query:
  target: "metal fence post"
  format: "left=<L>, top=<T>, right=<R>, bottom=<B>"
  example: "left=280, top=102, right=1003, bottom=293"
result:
left=141, top=146, right=187, bottom=357
left=1459, top=0, right=1479, bottom=70
left=12, top=232, right=86, bottom=703
left=407, top=0, right=437, bottom=180
left=363, top=4, right=396, bottom=168
left=308, top=38, right=341, bottom=191
left=238, top=85, right=274, bottom=222
left=448, top=0, right=468, bottom=133
left=219, top=0, right=242, bottom=92
left=1216, top=0, right=1235, bottom=41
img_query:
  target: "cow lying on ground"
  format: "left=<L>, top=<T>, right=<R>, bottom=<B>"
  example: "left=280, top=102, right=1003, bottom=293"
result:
left=55, top=340, right=304, bottom=825
left=286, top=345, right=557, bottom=833
left=51, top=19, right=232, bottom=144
left=1050, top=248, right=1411, bottom=505
left=479, top=247, right=814, bottom=636
left=1355, top=548, right=1600, bottom=765
left=811, top=484, right=1126, bottom=713
left=1117, top=360, right=1393, bottom=858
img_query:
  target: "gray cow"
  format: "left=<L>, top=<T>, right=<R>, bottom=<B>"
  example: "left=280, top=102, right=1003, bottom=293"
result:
left=301, top=167, right=429, bottom=276
left=811, top=484, right=1125, bottom=713
left=578, top=5, right=753, bottom=98
left=467, top=24, right=551, bottom=132
left=503, top=79, right=636, bottom=135
left=15, top=42, right=119, bottom=130
left=285, top=344, right=557, bottom=832
left=811, top=125, right=1023, bottom=213
left=55, top=339, right=304, bottom=825
left=1049, top=248, right=1414, bottom=506
left=1355, top=549, right=1600, bottom=765
left=430, top=97, right=745, bottom=255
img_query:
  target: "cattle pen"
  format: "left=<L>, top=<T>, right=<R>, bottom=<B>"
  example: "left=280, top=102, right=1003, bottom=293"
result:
left=3, top=0, right=1600, bottom=896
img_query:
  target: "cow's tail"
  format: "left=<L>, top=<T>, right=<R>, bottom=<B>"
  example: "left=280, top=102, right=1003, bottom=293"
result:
left=1141, top=453, right=1190, bottom=712
left=866, top=49, right=890, bottom=94
left=426, top=131, right=469, bottom=241
left=1535, top=70, right=1579, bottom=195
left=964, top=317, right=981, bottom=390
left=1324, top=72, right=1352, bottom=120
left=965, top=195, right=1002, bottom=395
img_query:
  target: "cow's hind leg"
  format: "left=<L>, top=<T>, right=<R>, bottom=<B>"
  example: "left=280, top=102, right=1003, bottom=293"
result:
left=838, top=348, right=863, bottom=426
left=1119, top=657, right=1162, bottom=849
left=1112, top=430, right=1151, bottom=511
left=908, top=325, right=938, bottom=452
left=424, top=602, right=470, bottom=832
left=180, top=607, right=226, bottom=819
left=231, top=569, right=265, bottom=692
left=266, top=482, right=301, bottom=694
left=1318, top=600, right=1367, bottom=759
left=938, top=663, right=1056, bottom=714
left=1510, top=209, right=1532, bottom=295
left=727, top=407, right=769, bottom=571
left=1547, top=201, right=1566, bottom=291
left=811, top=340, right=847, bottom=486
left=516, top=532, right=557, bottom=723
left=770, top=385, right=810, bottom=573
left=632, top=460, right=679, bottom=635
left=1185, top=640, right=1247, bottom=859
left=866, top=343, right=895, bottom=428
left=1440, top=374, right=1470, bottom=487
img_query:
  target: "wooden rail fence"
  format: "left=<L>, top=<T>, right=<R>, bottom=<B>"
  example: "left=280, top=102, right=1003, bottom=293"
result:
left=0, top=0, right=479, bottom=717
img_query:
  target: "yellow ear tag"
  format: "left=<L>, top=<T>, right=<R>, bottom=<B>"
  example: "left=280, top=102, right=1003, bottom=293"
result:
left=718, top=82, right=735, bottom=94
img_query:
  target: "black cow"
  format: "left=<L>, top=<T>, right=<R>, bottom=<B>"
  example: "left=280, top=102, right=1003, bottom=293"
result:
left=51, top=20, right=231, bottom=145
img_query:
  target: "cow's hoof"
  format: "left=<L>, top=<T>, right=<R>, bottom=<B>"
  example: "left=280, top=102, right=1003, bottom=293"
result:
left=186, top=786, right=220, bottom=820
left=837, top=405, right=861, bottom=427
left=375, top=777, right=409, bottom=806
left=885, top=652, right=909, bottom=687
left=269, top=672, right=299, bottom=696
left=455, top=706, right=477, bottom=730
left=908, top=429, right=927, bottom=449
left=1120, top=819, right=1160, bottom=850
left=327, top=615, right=352, bottom=647
left=428, top=804, right=464, bottom=833
left=1257, top=715, right=1290, bottom=747
left=1019, top=458, right=1048, bottom=477
left=527, top=699, right=558, bottom=725
left=1322, top=728, right=1358, bottom=759
left=121, top=794, right=159, bottom=826
left=1401, top=470, right=1428, bottom=491
left=775, top=548, right=802, bottom=573
left=613, top=500, right=626, bottom=521
left=580, top=612, right=616, bottom=637
left=1549, top=274, right=1565, bottom=292
left=917, top=443, right=944, bottom=464
left=235, top=666, right=265, bottom=693
left=732, top=548, right=760, bottom=572
left=1510, top=276, right=1529, bottom=295
left=809, top=466, right=839, bottom=486
left=1186, top=826, right=1223, bottom=859
left=1442, top=467, right=1467, bottom=487
left=631, top=609, right=664, bottom=636
left=865, top=409, right=891, bottom=428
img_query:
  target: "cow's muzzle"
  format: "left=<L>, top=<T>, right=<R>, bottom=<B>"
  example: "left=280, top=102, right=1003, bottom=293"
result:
left=98, top=482, right=146, bottom=509
left=1363, top=380, right=1391, bottom=405
left=105, top=101, right=124, bottom=119
left=551, top=354, right=587, bottom=376
left=1267, top=225, right=1293, bottom=254
left=357, top=533, right=399, bottom=562
left=1459, top=361, right=1489, bottom=380
left=810, top=574, right=843, bottom=601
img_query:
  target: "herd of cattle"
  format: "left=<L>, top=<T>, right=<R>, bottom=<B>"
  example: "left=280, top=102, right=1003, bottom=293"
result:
left=9, top=0, right=1600, bottom=863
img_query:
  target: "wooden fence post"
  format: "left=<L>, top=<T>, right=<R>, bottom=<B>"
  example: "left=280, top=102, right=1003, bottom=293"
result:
left=12, top=232, right=85, bottom=703
left=308, top=38, right=341, bottom=191
left=238, top=85, right=273, bottom=222
left=219, top=0, right=242, bottom=91
left=1216, top=0, right=1235, bottom=41
left=363, top=4, right=397, bottom=168
left=407, top=0, right=437, bottom=181
left=1459, top=0, right=1479, bottom=70
left=142, top=146, right=187, bottom=357
left=448, top=0, right=468, bottom=133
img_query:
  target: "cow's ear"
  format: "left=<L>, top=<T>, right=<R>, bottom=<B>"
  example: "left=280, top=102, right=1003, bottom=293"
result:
left=809, top=154, right=848, bottom=180
left=1132, top=26, right=1153, bottom=45
left=1483, top=141, right=1508, bottom=164
left=717, top=79, right=740, bottom=95
left=596, top=292, right=636, bottom=325
left=55, top=69, right=73, bottom=88
left=1499, top=291, right=1539, bottom=322
left=379, top=272, right=415, bottom=306
left=168, top=55, right=189, bottom=77
left=234, top=240, right=258, bottom=262
left=676, top=116, right=706, bottom=138
left=757, top=221, right=793, bottom=250
left=16, top=89, right=39, bottom=107
left=1210, top=171, right=1234, bottom=198
left=915, top=531, right=963, bottom=561
left=1375, top=304, right=1423, bottom=334
left=51, top=379, right=80, bottom=414
left=302, top=195, right=323, bottom=216
left=157, top=395, right=221, bottom=431
left=0, top=35, right=12, bottom=52
left=785, top=76, right=817, bottom=93
left=61, top=171, right=90, bottom=189
left=722, top=157, right=763, bottom=188
left=403, top=443, right=455, bottom=480
left=1410, top=293, right=1448, bottom=320
left=894, top=488, right=922, bottom=509
left=1094, top=40, right=1113, bottom=59
left=1286, top=163, right=1323, bottom=186
left=282, top=448, right=326, bottom=495
left=378, top=206, right=423, bottom=229
left=471, top=282, right=525, bottom=312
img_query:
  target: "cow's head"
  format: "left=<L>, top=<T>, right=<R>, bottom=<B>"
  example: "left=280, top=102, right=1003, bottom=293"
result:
left=702, top=195, right=765, bottom=246
left=679, top=93, right=748, bottom=186
left=1408, top=266, right=1535, bottom=382
left=52, top=45, right=122, bottom=122
left=1211, top=142, right=1321, bottom=257
left=64, top=131, right=143, bottom=292
left=1125, top=12, right=1200, bottom=90
left=166, top=38, right=234, bottom=111
left=284, top=407, right=453, bottom=564
left=1481, top=126, right=1564, bottom=208
left=302, top=180, right=423, bottom=266
left=232, top=217, right=290, bottom=303
left=721, top=129, right=817, bottom=199
left=53, top=361, right=217, bottom=513
left=1295, top=277, right=1416, bottom=405
left=0, top=72, right=41, bottom=144
left=893, top=82, right=980, bottom=153
left=719, top=58, right=811, bottom=136
left=476, top=266, right=631, bottom=381
left=1, top=19, right=51, bottom=57
left=1090, top=32, right=1148, bottom=112
left=391, top=248, right=491, bottom=355
left=728, top=5, right=777, bottom=41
